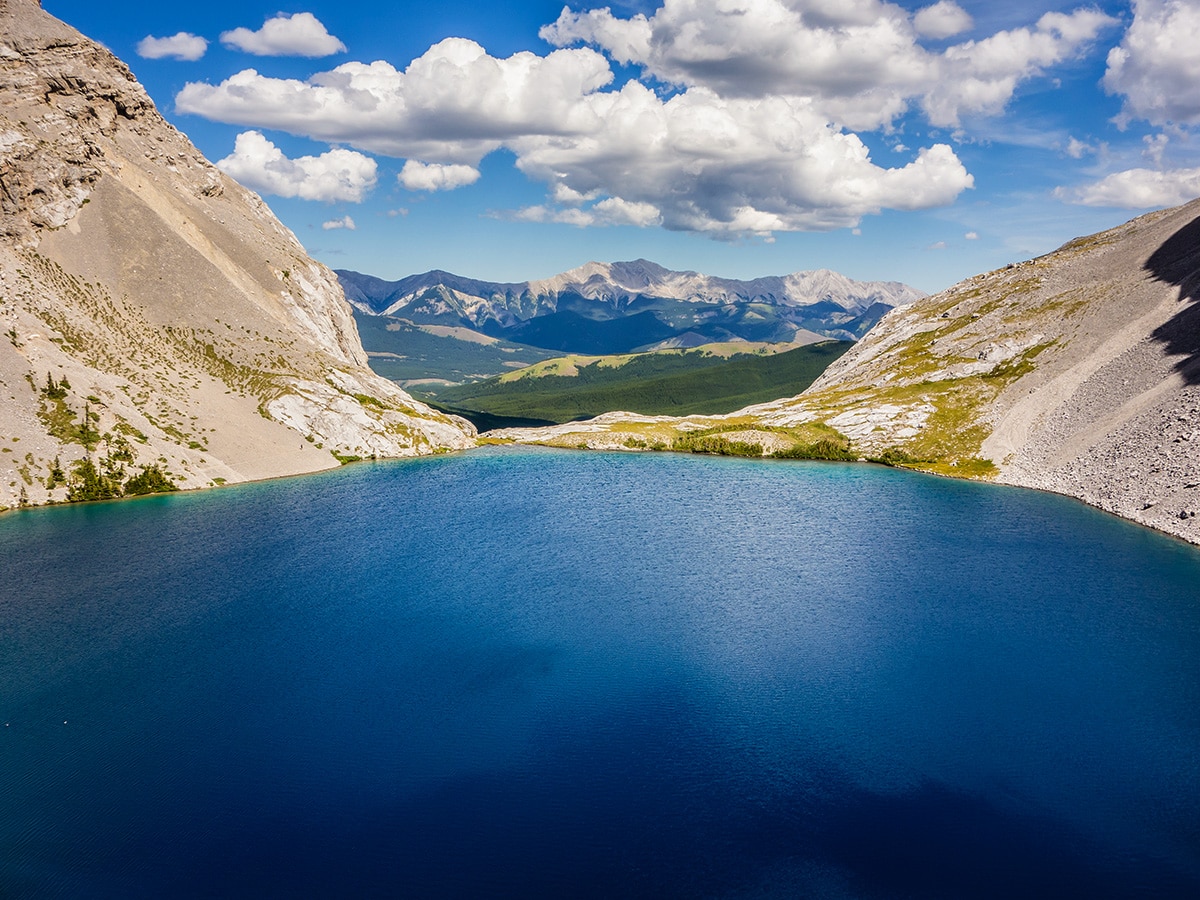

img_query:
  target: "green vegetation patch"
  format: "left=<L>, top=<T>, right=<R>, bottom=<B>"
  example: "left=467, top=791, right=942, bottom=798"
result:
left=124, top=465, right=179, bottom=496
left=356, top=313, right=555, bottom=391
left=435, top=341, right=853, bottom=424
left=671, top=422, right=854, bottom=461
left=65, top=458, right=179, bottom=502
left=353, top=392, right=386, bottom=409
left=36, top=374, right=104, bottom=450
left=66, top=458, right=123, bottom=502
left=810, top=377, right=1001, bottom=477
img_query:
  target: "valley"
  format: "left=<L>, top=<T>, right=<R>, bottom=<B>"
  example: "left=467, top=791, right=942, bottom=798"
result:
left=428, top=340, right=852, bottom=426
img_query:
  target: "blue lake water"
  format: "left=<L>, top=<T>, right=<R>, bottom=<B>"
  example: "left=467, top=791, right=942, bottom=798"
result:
left=2, top=447, right=1199, bottom=898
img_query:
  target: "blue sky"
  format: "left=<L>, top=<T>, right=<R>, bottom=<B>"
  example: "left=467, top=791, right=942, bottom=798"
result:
left=43, top=1, right=1200, bottom=292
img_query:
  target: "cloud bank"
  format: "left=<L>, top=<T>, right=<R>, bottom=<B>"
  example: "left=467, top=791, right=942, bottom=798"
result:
left=178, top=33, right=973, bottom=235
left=1104, top=0, right=1200, bottom=127
left=540, top=0, right=1114, bottom=129
left=177, top=2, right=1131, bottom=235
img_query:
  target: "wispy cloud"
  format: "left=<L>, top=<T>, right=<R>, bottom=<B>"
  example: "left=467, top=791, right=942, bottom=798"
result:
left=1056, top=167, right=1200, bottom=209
left=137, top=32, right=207, bottom=61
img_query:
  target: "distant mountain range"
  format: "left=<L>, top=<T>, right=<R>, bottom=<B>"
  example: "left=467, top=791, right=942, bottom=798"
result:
left=337, top=260, right=924, bottom=354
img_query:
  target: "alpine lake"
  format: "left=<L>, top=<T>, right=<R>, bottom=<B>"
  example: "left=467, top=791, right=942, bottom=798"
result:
left=2, top=447, right=1198, bottom=898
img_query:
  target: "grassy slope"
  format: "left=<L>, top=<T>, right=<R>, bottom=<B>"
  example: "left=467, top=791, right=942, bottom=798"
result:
left=355, top=313, right=555, bottom=389
left=434, top=341, right=852, bottom=424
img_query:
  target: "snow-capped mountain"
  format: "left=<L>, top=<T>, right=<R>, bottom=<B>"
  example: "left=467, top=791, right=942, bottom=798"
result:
left=340, top=259, right=922, bottom=319
left=337, top=260, right=923, bottom=352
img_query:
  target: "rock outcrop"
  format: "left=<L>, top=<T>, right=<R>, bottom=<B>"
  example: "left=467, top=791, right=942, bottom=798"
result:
left=494, top=200, right=1200, bottom=545
left=0, top=0, right=474, bottom=510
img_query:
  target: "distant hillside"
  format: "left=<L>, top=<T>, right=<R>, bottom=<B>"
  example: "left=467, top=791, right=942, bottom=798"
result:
left=489, top=199, right=1200, bottom=546
left=353, top=313, right=555, bottom=392
left=432, top=341, right=853, bottom=425
left=337, top=261, right=920, bottom=353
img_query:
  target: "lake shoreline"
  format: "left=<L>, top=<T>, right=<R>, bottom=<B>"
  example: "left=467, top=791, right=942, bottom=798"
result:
left=5, top=440, right=1199, bottom=551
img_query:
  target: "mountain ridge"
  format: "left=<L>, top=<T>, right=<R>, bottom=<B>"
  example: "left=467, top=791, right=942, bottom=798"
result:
left=339, top=260, right=922, bottom=318
left=0, top=0, right=474, bottom=510
left=338, top=260, right=921, bottom=353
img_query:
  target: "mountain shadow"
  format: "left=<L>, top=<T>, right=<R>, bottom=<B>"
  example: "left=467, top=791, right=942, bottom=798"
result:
left=1145, top=211, right=1200, bottom=384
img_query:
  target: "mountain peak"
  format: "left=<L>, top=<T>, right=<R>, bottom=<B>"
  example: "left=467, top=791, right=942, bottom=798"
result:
left=338, top=258, right=924, bottom=352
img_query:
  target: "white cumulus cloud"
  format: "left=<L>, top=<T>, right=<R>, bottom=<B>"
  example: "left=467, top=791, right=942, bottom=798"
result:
left=1056, top=167, right=1200, bottom=208
left=913, top=1, right=973, bottom=40
left=509, top=84, right=974, bottom=235
left=137, top=33, right=208, bottom=61
left=1104, top=0, right=1200, bottom=127
left=216, top=131, right=377, bottom=202
left=398, top=161, right=481, bottom=192
left=964, top=230, right=979, bottom=239
left=221, top=12, right=346, bottom=58
left=322, top=215, right=356, bottom=230
left=540, top=0, right=929, bottom=130
left=177, top=40, right=615, bottom=162
left=177, top=38, right=973, bottom=237
left=541, top=0, right=1116, bottom=130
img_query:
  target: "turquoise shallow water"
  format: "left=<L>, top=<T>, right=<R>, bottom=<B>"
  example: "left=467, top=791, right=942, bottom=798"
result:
left=1, top=447, right=1199, bottom=897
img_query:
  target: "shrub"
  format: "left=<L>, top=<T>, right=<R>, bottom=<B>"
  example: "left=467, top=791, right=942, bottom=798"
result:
left=124, top=465, right=179, bottom=496
left=869, top=446, right=925, bottom=466
left=66, top=458, right=122, bottom=502
left=773, top=439, right=856, bottom=461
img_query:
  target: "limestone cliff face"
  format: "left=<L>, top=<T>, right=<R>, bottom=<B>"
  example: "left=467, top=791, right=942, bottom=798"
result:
left=0, top=0, right=474, bottom=509
left=493, top=200, right=1200, bottom=544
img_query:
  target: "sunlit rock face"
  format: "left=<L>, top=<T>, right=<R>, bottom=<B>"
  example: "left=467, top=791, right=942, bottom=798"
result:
left=0, top=0, right=474, bottom=510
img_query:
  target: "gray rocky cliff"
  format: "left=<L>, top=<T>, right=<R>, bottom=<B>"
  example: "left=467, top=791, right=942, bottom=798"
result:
left=0, top=0, right=474, bottom=510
